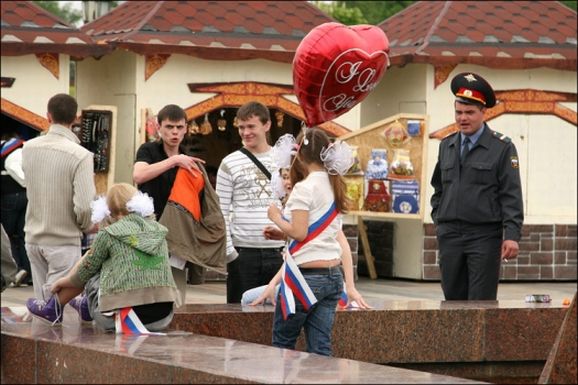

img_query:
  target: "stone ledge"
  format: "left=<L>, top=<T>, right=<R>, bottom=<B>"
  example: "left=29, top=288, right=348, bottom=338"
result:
left=1, top=307, right=482, bottom=384
left=171, top=300, right=567, bottom=365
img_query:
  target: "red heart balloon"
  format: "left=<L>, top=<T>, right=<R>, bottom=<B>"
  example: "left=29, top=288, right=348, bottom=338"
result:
left=293, top=22, right=390, bottom=127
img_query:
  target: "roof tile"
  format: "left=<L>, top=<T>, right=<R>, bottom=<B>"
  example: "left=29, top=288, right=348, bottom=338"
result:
left=80, top=0, right=333, bottom=61
left=1, top=0, right=105, bottom=57
left=379, top=0, right=576, bottom=69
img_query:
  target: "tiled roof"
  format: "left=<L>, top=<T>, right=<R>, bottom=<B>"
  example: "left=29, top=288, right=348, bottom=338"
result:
left=379, top=1, right=577, bottom=70
left=1, top=1, right=108, bottom=57
left=81, top=1, right=334, bottom=62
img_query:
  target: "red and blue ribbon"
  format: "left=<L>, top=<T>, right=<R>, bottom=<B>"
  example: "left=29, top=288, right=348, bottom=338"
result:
left=1, top=138, right=24, bottom=158
left=279, top=202, right=339, bottom=320
left=115, top=307, right=165, bottom=335
left=288, top=202, right=338, bottom=255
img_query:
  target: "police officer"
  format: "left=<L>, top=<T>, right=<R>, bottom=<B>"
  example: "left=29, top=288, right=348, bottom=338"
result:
left=430, top=72, right=523, bottom=300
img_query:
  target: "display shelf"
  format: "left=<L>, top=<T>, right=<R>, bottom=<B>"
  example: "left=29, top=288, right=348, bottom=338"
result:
left=340, top=113, right=429, bottom=220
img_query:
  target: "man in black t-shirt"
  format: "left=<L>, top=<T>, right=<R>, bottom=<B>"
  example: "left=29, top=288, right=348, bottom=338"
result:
left=133, top=104, right=204, bottom=305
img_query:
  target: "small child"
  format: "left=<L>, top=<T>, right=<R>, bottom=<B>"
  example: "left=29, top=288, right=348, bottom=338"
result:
left=26, top=183, right=179, bottom=332
left=252, top=128, right=370, bottom=356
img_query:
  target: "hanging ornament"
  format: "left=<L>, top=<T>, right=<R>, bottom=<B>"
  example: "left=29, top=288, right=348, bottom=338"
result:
left=275, top=111, right=285, bottom=127
left=233, top=116, right=239, bottom=128
left=188, top=119, right=200, bottom=135
left=217, top=109, right=227, bottom=131
left=200, top=113, right=213, bottom=135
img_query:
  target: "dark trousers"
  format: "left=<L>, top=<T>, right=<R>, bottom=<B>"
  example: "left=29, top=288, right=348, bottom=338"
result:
left=226, top=247, right=283, bottom=303
left=437, top=222, right=502, bottom=300
left=0, top=192, right=31, bottom=275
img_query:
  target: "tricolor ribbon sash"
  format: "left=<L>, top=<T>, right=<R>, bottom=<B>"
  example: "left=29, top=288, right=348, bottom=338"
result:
left=338, top=288, right=348, bottom=308
left=115, top=307, right=165, bottom=335
left=288, top=202, right=338, bottom=255
left=280, top=202, right=339, bottom=320
left=1, top=138, right=24, bottom=158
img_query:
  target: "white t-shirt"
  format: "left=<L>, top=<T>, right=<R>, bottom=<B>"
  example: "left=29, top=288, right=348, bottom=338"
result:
left=284, top=171, right=342, bottom=265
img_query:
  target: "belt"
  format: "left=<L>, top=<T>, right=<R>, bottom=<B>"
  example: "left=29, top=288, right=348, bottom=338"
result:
left=235, top=247, right=284, bottom=252
left=299, top=265, right=342, bottom=275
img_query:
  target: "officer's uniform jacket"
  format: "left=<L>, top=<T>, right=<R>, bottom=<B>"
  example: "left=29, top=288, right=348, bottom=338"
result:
left=430, top=124, right=523, bottom=242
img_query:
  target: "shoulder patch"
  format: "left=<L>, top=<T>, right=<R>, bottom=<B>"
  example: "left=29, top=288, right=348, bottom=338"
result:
left=492, top=131, right=511, bottom=143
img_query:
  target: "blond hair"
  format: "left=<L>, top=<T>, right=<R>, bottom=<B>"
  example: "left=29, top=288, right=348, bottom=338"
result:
left=107, top=183, right=138, bottom=219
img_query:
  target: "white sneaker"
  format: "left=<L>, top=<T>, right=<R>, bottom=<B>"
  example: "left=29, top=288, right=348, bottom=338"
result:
left=14, top=270, right=28, bottom=287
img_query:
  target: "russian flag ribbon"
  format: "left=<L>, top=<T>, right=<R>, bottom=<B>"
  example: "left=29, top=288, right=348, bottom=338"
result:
left=1, top=138, right=24, bottom=158
left=288, top=202, right=338, bottom=255
left=338, top=288, right=348, bottom=308
left=114, top=307, right=165, bottom=335
left=280, top=202, right=339, bottom=320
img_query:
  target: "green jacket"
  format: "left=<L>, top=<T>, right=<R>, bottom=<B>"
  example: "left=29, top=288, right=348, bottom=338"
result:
left=72, top=214, right=178, bottom=312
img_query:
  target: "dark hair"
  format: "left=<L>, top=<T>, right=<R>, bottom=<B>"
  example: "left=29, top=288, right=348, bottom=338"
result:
left=157, top=104, right=186, bottom=125
left=47, top=94, right=78, bottom=125
left=236, top=101, right=270, bottom=124
left=294, top=128, right=349, bottom=214
left=455, top=99, right=485, bottom=111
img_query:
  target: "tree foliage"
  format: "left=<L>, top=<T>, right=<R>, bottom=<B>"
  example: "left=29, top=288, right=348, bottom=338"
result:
left=33, top=1, right=121, bottom=26
left=312, top=1, right=416, bottom=25
left=560, top=0, right=577, bottom=10
left=33, top=1, right=83, bottom=26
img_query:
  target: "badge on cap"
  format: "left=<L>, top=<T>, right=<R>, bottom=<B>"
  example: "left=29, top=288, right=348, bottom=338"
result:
left=464, top=74, right=477, bottom=82
left=511, top=156, right=519, bottom=169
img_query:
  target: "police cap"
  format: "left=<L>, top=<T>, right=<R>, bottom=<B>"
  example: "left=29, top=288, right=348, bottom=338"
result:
left=451, top=72, right=496, bottom=108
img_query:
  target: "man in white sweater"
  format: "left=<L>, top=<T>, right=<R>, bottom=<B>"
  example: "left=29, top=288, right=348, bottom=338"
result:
left=22, top=94, right=96, bottom=305
left=216, top=102, right=284, bottom=303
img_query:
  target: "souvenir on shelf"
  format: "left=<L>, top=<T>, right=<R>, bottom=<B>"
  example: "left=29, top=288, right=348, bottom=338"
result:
left=383, top=120, right=409, bottom=147
left=344, top=175, right=364, bottom=211
left=346, top=145, right=364, bottom=175
left=406, top=120, right=422, bottom=137
left=389, top=148, right=414, bottom=180
left=391, top=180, right=420, bottom=214
left=365, top=148, right=388, bottom=180
left=363, top=179, right=391, bottom=212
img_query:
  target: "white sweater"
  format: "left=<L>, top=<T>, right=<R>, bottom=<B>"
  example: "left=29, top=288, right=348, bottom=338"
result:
left=216, top=148, right=284, bottom=261
left=22, top=124, right=96, bottom=246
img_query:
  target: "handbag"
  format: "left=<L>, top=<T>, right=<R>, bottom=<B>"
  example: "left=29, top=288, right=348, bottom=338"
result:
left=159, top=164, right=226, bottom=274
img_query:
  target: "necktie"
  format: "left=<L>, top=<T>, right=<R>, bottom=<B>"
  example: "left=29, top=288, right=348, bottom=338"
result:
left=461, top=137, right=471, bottom=164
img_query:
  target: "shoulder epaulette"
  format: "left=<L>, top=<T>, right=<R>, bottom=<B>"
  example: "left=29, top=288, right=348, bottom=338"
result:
left=492, top=131, right=511, bottom=143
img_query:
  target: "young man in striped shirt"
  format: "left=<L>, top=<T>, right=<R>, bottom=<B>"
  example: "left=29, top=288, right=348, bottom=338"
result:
left=216, top=102, right=284, bottom=303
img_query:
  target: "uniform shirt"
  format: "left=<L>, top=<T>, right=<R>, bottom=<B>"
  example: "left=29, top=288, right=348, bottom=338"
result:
left=430, top=124, right=524, bottom=241
left=216, top=148, right=284, bottom=261
left=135, top=141, right=184, bottom=220
left=284, top=171, right=342, bottom=265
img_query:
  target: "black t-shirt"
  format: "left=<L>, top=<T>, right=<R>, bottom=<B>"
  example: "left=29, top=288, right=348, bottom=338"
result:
left=135, top=141, right=183, bottom=219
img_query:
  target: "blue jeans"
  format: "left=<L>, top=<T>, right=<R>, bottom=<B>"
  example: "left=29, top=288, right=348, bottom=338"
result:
left=0, top=191, right=31, bottom=275
left=272, top=267, right=343, bottom=356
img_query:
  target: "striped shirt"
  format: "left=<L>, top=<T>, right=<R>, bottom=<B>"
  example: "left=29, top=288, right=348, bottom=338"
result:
left=22, top=124, right=96, bottom=246
left=216, top=148, right=284, bottom=261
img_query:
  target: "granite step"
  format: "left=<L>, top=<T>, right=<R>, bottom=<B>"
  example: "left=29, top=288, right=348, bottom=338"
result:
left=1, top=306, right=483, bottom=384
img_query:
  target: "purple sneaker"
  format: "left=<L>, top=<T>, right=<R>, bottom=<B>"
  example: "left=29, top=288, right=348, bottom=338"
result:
left=69, top=295, right=93, bottom=322
left=26, top=296, right=63, bottom=325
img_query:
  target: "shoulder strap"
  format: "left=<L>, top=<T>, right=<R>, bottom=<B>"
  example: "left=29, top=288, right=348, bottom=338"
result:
left=239, top=147, right=271, bottom=180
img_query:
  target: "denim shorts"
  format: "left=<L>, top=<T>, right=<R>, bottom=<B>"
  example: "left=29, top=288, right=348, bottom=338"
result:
left=272, top=267, right=343, bottom=356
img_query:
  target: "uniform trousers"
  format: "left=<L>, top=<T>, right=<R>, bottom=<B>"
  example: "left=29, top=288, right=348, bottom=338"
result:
left=437, top=221, right=502, bottom=300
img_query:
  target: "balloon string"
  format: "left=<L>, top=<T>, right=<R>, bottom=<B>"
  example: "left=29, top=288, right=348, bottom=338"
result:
left=288, top=122, right=309, bottom=173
